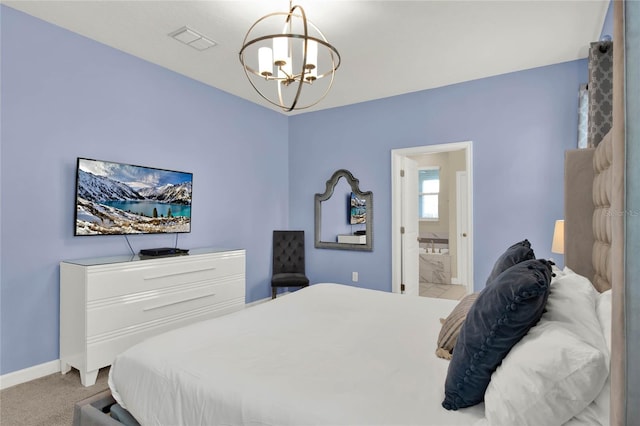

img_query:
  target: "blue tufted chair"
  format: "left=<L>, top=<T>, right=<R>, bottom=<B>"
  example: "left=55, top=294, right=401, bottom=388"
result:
left=271, top=230, right=310, bottom=299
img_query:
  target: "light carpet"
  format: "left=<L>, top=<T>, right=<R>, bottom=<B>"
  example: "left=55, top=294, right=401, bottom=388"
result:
left=0, top=367, right=110, bottom=426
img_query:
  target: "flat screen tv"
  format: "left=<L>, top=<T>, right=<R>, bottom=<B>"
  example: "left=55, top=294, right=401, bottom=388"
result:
left=349, top=192, right=366, bottom=225
left=74, top=158, right=193, bottom=236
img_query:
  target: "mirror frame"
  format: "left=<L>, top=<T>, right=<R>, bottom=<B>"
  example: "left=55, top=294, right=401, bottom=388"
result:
left=314, top=169, right=373, bottom=251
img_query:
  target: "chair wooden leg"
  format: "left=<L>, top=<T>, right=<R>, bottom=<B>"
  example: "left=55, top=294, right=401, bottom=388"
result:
left=272, top=287, right=277, bottom=299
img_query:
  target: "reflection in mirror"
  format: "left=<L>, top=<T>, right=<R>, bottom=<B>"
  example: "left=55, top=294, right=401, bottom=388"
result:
left=320, top=177, right=353, bottom=241
left=315, top=169, right=373, bottom=251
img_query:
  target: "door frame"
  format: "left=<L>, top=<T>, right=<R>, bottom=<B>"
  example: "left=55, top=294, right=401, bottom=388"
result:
left=391, top=141, right=474, bottom=295
left=455, top=170, right=470, bottom=286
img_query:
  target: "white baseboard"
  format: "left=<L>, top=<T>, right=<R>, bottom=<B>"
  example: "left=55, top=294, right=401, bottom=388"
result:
left=0, top=359, right=60, bottom=390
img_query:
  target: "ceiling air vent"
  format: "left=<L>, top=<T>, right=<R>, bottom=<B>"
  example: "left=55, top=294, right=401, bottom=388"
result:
left=169, top=26, right=216, bottom=51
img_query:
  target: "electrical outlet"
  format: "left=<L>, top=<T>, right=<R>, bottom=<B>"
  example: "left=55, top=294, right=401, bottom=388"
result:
left=352, top=272, right=358, bottom=282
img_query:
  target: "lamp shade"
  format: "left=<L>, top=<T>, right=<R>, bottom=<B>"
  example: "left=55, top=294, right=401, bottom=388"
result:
left=552, top=220, right=565, bottom=254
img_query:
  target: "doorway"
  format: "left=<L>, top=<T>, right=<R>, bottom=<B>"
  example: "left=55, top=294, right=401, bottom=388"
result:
left=391, top=141, right=473, bottom=297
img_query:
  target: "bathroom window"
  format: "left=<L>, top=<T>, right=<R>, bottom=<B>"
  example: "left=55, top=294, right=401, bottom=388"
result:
left=418, top=167, right=439, bottom=220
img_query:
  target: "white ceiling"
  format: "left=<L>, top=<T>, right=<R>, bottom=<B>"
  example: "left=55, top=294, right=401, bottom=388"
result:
left=3, top=0, right=609, bottom=115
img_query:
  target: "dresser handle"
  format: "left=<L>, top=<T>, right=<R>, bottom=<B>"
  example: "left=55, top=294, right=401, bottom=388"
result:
left=144, top=267, right=217, bottom=281
left=143, top=292, right=216, bottom=311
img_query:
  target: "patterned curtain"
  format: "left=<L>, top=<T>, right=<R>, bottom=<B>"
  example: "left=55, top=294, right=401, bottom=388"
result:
left=578, top=84, right=589, bottom=149
left=587, top=41, right=613, bottom=147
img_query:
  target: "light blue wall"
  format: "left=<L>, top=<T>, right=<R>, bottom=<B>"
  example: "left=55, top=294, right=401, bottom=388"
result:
left=0, top=6, right=289, bottom=374
left=289, top=60, right=587, bottom=292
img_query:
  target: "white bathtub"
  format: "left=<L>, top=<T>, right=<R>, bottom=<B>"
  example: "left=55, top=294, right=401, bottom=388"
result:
left=419, top=253, right=452, bottom=284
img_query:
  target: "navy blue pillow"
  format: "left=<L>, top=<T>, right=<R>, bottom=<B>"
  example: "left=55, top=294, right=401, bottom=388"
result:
left=485, top=239, right=535, bottom=286
left=442, top=259, right=552, bottom=410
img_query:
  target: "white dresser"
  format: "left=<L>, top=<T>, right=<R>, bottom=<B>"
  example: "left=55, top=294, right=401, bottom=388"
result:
left=60, top=248, right=245, bottom=386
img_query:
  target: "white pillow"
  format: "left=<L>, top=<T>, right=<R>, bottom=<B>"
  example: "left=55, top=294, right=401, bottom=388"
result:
left=546, top=267, right=608, bottom=354
left=596, top=289, right=612, bottom=356
left=569, top=289, right=612, bottom=426
left=483, top=269, right=608, bottom=426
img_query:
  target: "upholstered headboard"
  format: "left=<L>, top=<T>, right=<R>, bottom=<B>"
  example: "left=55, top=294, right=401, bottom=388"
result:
left=565, top=132, right=615, bottom=293
left=592, top=132, right=616, bottom=292
left=564, top=147, right=596, bottom=284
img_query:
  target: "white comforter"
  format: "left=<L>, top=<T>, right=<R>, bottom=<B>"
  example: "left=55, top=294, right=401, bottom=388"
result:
left=109, top=283, right=485, bottom=425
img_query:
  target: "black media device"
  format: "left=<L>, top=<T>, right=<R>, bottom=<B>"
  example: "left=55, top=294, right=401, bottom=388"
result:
left=139, top=247, right=189, bottom=257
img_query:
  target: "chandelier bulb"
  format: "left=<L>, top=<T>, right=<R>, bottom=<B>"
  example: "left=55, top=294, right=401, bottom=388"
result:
left=258, top=47, right=273, bottom=77
left=273, top=37, right=288, bottom=67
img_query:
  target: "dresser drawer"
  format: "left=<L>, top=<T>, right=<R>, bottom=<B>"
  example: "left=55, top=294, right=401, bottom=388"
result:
left=86, top=252, right=244, bottom=301
left=86, top=277, right=244, bottom=337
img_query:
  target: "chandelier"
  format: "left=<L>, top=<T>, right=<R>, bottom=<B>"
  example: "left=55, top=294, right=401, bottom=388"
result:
left=239, top=1, right=341, bottom=112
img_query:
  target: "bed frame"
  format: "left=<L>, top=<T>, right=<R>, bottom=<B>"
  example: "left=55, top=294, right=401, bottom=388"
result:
left=72, top=390, right=119, bottom=426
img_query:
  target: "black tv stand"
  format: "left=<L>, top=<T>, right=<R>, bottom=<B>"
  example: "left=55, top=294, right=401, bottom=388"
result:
left=139, top=247, right=189, bottom=257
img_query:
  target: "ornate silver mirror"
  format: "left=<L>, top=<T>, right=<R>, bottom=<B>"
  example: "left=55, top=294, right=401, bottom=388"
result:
left=314, top=169, right=373, bottom=251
